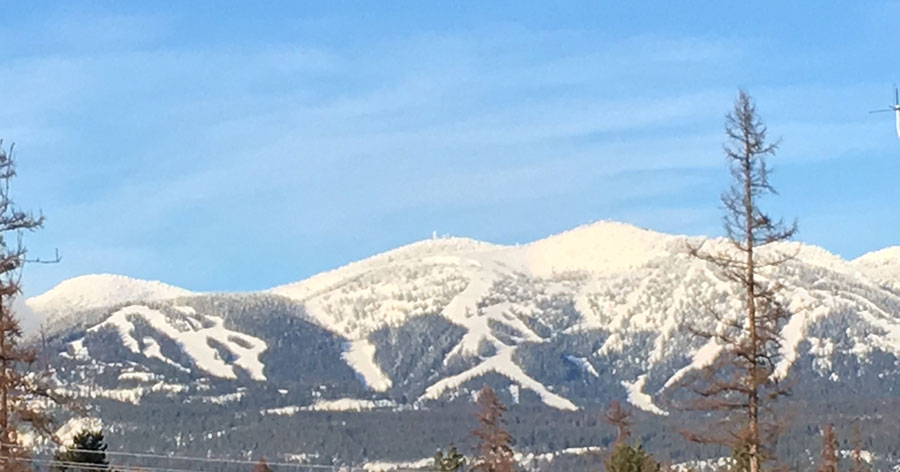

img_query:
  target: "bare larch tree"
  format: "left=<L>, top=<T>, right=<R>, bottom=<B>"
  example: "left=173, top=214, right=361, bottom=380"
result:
left=471, top=386, right=515, bottom=472
left=850, top=421, right=869, bottom=472
left=0, top=141, right=66, bottom=471
left=817, top=423, right=839, bottom=472
left=604, top=400, right=632, bottom=446
left=681, top=90, right=797, bottom=472
left=251, top=457, right=272, bottom=472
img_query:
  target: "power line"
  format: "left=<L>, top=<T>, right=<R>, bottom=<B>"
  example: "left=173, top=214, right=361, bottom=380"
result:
left=0, top=444, right=429, bottom=472
left=2, top=443, right=327, bottom=469
left=0, top=455, right=206, bottom=472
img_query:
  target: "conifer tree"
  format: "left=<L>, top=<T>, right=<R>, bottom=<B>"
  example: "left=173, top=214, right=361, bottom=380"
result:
left=52, top=429, right=109, bottom=472
left=817, top=423, right=839, bottom=472
left=605, top=443, right=658, bottom=472
left=603, top=401, right=657, bottom=472
left=433, top=445, right=466, bottom=472
left=681, top=90, right=797, bottom=472
left=471, top=386, right=515, bottom=472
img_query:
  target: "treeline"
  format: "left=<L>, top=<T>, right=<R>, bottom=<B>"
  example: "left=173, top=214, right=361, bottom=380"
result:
left=429, top=388, right=874, bottom=471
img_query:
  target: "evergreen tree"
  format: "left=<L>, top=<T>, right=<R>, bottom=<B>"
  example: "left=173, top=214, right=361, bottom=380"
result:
left=682, top=90, right=797, bottom=472
left=433, top=445, right=466, bottom=471
left=605, top=442, right=658, bottom=472
left=471, top=386, right=515, bottom=472
left=52, top=429, right=109, bottom=472
left=817, top=423, right=839, bottom=472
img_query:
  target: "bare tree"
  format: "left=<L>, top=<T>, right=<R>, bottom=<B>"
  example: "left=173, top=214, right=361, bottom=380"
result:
left=251, top=458, right=272, bottom=472
left=679, top=90, right=797, bottom=472
left=0, top=141, right=66, bottom=470
left=471, top=386, right=515, bottom=472
left=604, top=400, right=632, bottom=446
left=850, top=421, right=869, bottom=472
left=817, top=423, right=838, bottom=472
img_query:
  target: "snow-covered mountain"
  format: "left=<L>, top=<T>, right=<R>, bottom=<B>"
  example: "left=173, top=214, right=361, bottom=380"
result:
left=27, top=273, right=193, bottom=320
left=25, top=221, right=900, bottom=468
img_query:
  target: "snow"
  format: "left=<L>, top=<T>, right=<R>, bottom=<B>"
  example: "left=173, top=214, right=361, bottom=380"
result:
left=118, top=371, right=157, bottom=382
left=306, top=398, right=395, bottom=411
left=849, top=247, right=900, bottom=292
left=269, top=237, right=500, bottom=302
left=516, top=446, right=605, bottom=465
left=260, top=221, right=900, bottom=409
left=69, top=339, right=89, bottom=360
left=363, top=447, right=608, bottom=472
left=264, top=405, right=302, bottom=416
left=343, top=340, right=392, bottom=391
left=203, top=392, right=245, bottom=404
left=265, top=398, right=396, bottom=415
left=442, top=281, right=542, bottom=362
left=363, top=458, right=434, bottom=471
left=421, top=347, right=578, bottom=411
left=664, top=340, right=722, bottom=390
left=59, top=381, right=187, bottom=405
left=509, top=384, right=520, bottom=404
left=27, top=274, right=192, bottom=317
left=840, top=449, right=874, bottom=463
left=173, top=305, right=197, bottom=315
left=563, top=355, right=599, bottom=377
left=671, top=457, right=732, bottom=471
left=87, top=305, right=267, bottom=381
left=55, top=417, right=103, bottom=446
left=32, top=219, right=900, bottom=417
left=622, top=375, right=668, bottom=416
left=774, top=289, right=836, bottom=380
left=517, top=220, right=683, bottom=276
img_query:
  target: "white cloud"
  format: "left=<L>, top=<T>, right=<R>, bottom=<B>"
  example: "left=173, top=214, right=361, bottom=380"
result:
left=2, top=13, right=892, bottom=294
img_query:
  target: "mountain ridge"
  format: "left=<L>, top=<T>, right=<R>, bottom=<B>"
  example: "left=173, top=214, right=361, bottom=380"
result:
left=21, top=219, right=900, bottom=469
left=28, top=220, right=900, bottom=408
left=33, top=220, right=891, bottom=309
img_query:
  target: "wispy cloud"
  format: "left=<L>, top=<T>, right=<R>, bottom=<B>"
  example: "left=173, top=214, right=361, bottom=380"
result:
left=2, top=8, right=894, bottom=295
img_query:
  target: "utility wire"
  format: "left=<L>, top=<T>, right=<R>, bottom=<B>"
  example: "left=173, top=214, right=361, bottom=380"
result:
left=0, top=455, right=206, bottom=472
left=2, top=443, right=331, bottom=469
left=0, top=444, right=427, bottom=472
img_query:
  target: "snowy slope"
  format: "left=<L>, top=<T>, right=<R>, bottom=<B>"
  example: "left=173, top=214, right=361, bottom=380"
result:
left=83, top=304, right=267, bottom=380
left=852, top=246, right=900, bottom=292
left=516, top=220, right=687, bottom=276
left=260, top=221, right=900, bottom=411
left=266, top=222, right=688, bottom=340
left=33, top=220, right=900, bottom=415
left=27, top=274, right=192, bottom=318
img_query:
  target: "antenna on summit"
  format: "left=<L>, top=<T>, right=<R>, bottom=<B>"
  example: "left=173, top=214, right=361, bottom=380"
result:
left=869, top=84, right=900, bottom=140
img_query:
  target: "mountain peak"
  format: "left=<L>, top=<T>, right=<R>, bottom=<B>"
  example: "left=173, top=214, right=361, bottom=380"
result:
left=851, top=246, right=900, bottom=291
left=518, top=220, right=685, bottom=276
left=853, top=246, right=900, bottom=266
left=27, top=274, right=192, bottom=317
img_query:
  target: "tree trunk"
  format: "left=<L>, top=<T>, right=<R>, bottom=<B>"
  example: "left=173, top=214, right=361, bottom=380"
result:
left=0, top=293, right=8, bottom=470
left=744, top=135, right=760, bottom=472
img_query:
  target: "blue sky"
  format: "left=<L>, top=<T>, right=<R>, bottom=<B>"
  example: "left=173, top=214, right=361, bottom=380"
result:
left=3, top=1, right=900, bottom=296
